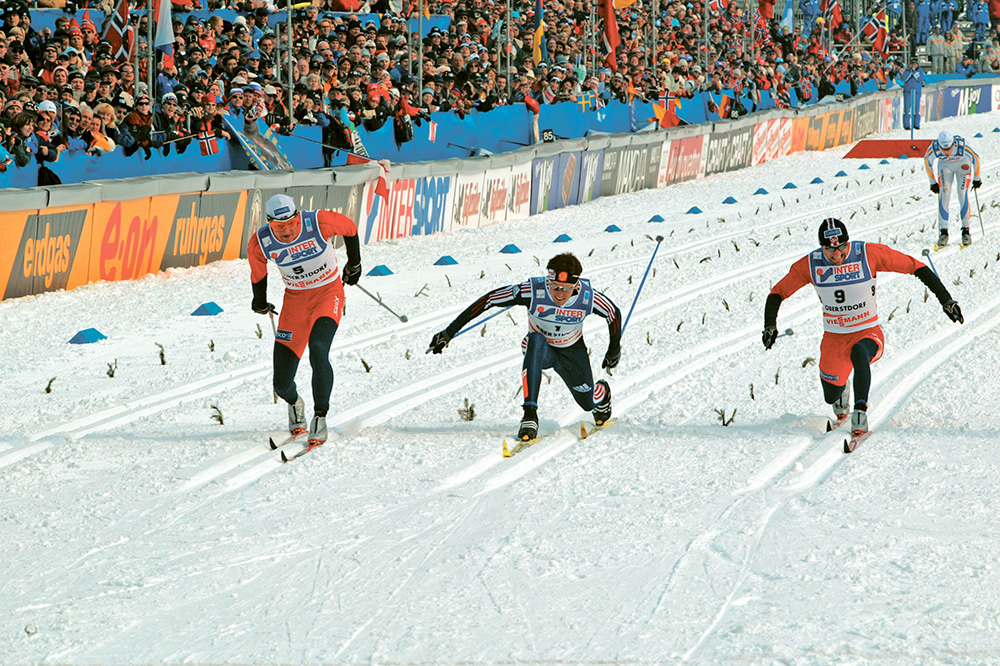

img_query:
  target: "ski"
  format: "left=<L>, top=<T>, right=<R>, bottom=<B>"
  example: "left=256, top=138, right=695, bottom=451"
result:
left=843, top=431, right=871, bottom=453
left=281, top=438, right=325, bottom=463
left=502, top=435, right=542, bottom=458
left=825, top=415, right=849, bottom=433
left=269, top=427, right=308, bottom=450
left=582, top=418, right=617, bottom=438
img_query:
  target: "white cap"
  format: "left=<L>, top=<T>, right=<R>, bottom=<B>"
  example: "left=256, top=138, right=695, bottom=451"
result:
left=37, top=100, right=57, bottom=114
left=938, top=130, right=955, bottom=148
left=266, top=194, right=296, bottom=221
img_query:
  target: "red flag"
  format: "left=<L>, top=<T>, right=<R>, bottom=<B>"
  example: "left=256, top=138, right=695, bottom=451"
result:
left=708, top=0, right=729, bottom=13
left=717, top=94, right=733, bottom=119
left=347, top=154, right=391, bottom=199
left=872, top=7, right=888, bottom=56
left=819, top=0, right=843, bottom=28
left=757, top=0, right=775, bottom=20
left=428, top=120, right=437, bottom=143
left=599, top=0, right=621, bottom=72
left=524, top=93, right=540, bottom=114
left=101, top=0, right=135, bottom=63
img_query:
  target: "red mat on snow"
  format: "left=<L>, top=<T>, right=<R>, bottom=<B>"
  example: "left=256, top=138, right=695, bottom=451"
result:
left=844, top=139, right=933, bottom=159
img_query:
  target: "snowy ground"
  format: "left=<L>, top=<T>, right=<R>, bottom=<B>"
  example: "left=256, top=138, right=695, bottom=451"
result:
left=3, top=114, right=1000, bottom=666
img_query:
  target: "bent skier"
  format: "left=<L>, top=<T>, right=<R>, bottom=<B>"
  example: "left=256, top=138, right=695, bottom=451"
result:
left=762, top=218, right=963, bottom=439
left=428, top=253, right=622, bottom=442
left=924, top=130, right=982, bottom=247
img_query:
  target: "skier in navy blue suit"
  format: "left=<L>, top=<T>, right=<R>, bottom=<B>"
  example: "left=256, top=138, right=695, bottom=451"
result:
left=901, top=58, right=927, bottom=130
left=428, top=253, right=622, bottom=442
left=971, top=0, right=990, bottom=41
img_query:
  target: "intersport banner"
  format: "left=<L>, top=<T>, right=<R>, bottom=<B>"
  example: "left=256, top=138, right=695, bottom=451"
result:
left=752, top=118, right=792, bottom=166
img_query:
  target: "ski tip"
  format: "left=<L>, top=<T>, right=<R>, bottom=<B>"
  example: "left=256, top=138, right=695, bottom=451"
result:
left=280, top=450, right=291, bottom=463
left=580, top=421, right=588, bottom=439
left=826, top=420, right=834, bottom=433
left=502, top=440, right=511, bottom=458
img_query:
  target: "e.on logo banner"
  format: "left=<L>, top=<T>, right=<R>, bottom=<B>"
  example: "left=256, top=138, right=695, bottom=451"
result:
left=90, top=192, right=247, bottom=285
left=0, top=206, right=93, bottom=300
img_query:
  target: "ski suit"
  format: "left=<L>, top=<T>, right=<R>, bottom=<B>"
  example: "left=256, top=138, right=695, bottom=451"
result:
left=248, top=210, right=360, bottom=414
left=924, top=136, right=982, bottom=230
left=766, top=242, right=955, bottom=408
left=900, top=65, right=926, bottom=129
left=441, top=277, right=622, bottom=413
left=801, top=0, right=820, bottom=36
left=973, top=0, right=991, bottom=41
left=916, top=0, right=931, bottom=44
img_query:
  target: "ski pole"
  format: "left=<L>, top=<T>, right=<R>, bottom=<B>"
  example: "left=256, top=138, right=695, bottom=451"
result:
left=622, top=235, right=664, bottom=334
left=354, top=283, right=409, bottom=322
left=974, top=187, right=985, bottom=237
left=268, top=309, right=279, bottom=403
left=921, top=248, right=940, bottom=277
left=424, top=305, right=514, bottom=354
left=776, top=327, right=794, bottom=339
left=454, top=305, right=513, bottom=339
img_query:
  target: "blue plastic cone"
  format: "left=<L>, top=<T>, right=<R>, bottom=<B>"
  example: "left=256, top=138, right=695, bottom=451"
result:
left=69, top=328, right=107, bottom=344
left=499, top=244, right=522, bottom=254
left=191, top=302, right=223, bottom=316
left=367, top=264, right=394, bottom=276
left=434, top=255, right=458, bottom=266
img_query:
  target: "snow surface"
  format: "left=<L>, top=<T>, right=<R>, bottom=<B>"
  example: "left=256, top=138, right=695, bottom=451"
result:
left=4, top=114, right=1000, bottom=666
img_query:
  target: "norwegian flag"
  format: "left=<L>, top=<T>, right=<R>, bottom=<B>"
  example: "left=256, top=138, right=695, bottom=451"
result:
left=428, top=120, right=438, bottom=143
left=872, top=7, right=888, bottom=55
left=708, top=0, right=729, bottom=13
left=860, top=14, right=878, bottom=41
left=599, top=0, right=621, bottom=72
left=819, top=0, right=844, bottom=29
left=101, top=0, right=135, bottom=63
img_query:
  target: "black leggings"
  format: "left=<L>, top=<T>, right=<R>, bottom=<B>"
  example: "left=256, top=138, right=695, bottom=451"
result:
left=822, top=337, right=880, bottom=409
left=273, top=317, right=338, bottom=416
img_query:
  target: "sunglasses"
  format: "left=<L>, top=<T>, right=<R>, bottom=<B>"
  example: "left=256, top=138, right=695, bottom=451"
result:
left=548, top=282, right=575, bottom=293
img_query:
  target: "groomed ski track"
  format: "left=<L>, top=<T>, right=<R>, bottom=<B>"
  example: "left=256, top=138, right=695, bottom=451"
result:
left=5, top=120, right=1000, bottom=665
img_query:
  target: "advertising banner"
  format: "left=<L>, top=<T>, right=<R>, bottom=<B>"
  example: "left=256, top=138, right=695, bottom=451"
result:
left=576, top=149, right=604, bottom=202
left=412, top=175, right=455, bottom=237
left=662, top=134, right=707, bottom=185
left=481, top=166, right=513, bottom=226
left=1, top=206, right=93, bottom=300
left=359, top=177, right=417, bottom=244
left=507, top=162, right=533, bottom=220
left=705, top=124, right=754, bottom=175
left=450, top=171, right=485, bottom=231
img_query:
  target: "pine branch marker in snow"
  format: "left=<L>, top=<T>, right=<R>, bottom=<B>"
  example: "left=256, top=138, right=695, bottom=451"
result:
left=255, top=323, right=263, bottom=339
left=210, top=405, right=224, bottom=425
left=107, top=360, right=117, bottom=378
left=361, top=358, right=372, bottom=373
left=45, top=377, right=56, bottom=393
left=156, top=343, right=166, bottom=365
left=458, top=399, right=476, bottom=422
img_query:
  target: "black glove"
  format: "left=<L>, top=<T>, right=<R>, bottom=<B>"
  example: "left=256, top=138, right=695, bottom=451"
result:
left=343, top=262, right=362, bottom=286
left=427, top=330, right=452, bottom=354
left=930, top=182, right=940, bottom=194
left=972, top=179, right=982, bottom=190
left=251, top=300, right=277, bottom=315
left=602, top=348, right=620, bottom=373
left=943, top=299, right=964, bottom=324
left=762, top=325, right=778, bottom=350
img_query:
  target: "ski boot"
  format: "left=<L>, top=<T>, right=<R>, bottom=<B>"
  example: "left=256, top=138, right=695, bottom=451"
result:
left=850, top=408, right=869, bottom=438
left=832, top=386, right=851, bottom=423
left=518, top=407, right=539, bottom=442
left=307, top=415, right=327, bottom=446
left=936, top=228, right=949, bottom=249
left=288, top=396, right=307, bottom=436
left=961, top=227, right=972, bottom=247
left=592, top=380, right=613, bottom=426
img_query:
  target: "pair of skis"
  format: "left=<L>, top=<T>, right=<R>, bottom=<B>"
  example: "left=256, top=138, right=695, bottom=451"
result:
left=827, top=415, right=870, bottom=453
left=502, top=418, right=616, bottom=458
left=269, top=428, right=325, bottom=463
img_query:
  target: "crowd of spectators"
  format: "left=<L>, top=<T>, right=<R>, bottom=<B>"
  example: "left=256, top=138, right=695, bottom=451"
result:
left=0, top=0, right=992, bottom=177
